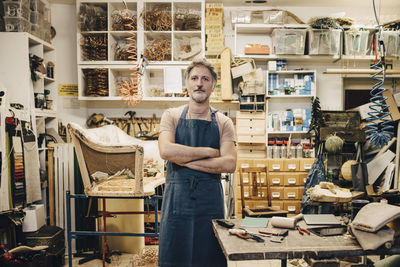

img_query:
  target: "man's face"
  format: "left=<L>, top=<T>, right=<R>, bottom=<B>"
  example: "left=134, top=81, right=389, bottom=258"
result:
left=187, top=66, right=214, bottom=104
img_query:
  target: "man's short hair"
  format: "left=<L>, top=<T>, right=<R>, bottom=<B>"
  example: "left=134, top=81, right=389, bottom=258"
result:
left=184, top=58, right=218, bottom=86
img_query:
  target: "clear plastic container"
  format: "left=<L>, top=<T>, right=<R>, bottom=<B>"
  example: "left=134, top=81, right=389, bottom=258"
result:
left=344, top=29, right=371, bottom=56
left=30, top=10, right=42, bottom=24
left=3, top=1, right=31, bottom=21
left=308, top=29, right=342, bottom=55
left=272, top=28, right=306, bottom=55
left=4, top=16, right=30, bottom=32
left=31, top=23, right=40, bottom=37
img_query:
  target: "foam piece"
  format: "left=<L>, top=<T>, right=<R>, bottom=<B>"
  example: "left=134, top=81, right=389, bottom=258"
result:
left=350, top=224, right=394, bottom=250
left=351, top=203, right=400, bottom=232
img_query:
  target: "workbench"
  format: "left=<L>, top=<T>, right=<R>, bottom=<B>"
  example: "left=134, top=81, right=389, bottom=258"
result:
left=212, top=219, right=400, bottom=267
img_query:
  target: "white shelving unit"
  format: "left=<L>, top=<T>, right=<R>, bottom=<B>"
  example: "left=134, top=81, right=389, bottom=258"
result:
left=77, top=0, right=205, bottom=101
left=266, top=70, right=316, bottom=141
left=0, top=32, right=57, bottom=208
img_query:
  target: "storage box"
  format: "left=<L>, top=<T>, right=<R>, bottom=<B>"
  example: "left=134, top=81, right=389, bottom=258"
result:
left=344, top=29, right=372, bottom=56
left=4, top=16, right=30, bottom=32
left=380, top=30, right=400, bottom=57
left=308, top=29, right=342, bottom=55
left=3, top=1, right=31, bottom=20
left=22, top=204, right=45, bottom=232
left=272, top=28, right=306, bottom=55
left=24, top=225, right=65, bottom=255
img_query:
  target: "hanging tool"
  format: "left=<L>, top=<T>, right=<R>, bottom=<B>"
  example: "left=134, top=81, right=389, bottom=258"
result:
left=365, top=0, right=394, bottom=147
left=125, top=111, right=136, bottom=136
left=228, top=229, right=264, bottom=243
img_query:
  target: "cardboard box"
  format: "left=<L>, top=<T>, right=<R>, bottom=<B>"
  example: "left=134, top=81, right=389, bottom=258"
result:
left=244, top=45, right=270, bottom=55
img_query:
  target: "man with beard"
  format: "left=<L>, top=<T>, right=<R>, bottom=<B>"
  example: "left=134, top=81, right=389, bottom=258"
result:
left=158, top=59, right=237, bottom=267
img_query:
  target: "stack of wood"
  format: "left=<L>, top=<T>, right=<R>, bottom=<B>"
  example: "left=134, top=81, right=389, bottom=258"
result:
left=205, top=3, right=225, bottom=58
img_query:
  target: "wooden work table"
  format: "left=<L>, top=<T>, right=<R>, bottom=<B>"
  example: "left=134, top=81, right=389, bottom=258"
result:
left=212, top=219, right=400, bottom=267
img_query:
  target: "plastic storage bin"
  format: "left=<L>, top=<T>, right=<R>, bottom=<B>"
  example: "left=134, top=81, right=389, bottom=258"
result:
left=272, top=28, right=307, bottom=55
left=308, top=29, right=342, bottom=55
left=3, top=0, right=31, bottom=21
left=4, top=16, right=30, bottom=32
left=380, top=30, right=400, bottom=57
left=344, top=29, right=372, bottom=56
left=31, top=23, right=40, bottom=37
left=30, top=10, right=42, bottom=24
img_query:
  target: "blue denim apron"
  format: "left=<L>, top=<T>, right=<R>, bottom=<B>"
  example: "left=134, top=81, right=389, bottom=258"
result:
left=159, top=105, right=226, bottom=267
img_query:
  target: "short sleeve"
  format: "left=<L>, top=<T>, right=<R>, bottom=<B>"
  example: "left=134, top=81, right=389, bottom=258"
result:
left=220, top=117, right=236, bottom=144
left=159, top=109, right=176, bottom=134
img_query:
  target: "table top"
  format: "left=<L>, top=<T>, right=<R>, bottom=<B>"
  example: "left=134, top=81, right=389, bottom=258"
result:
left=212, top=219, right=400, bottom=261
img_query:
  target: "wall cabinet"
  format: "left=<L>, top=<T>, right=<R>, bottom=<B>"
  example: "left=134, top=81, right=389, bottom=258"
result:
left=76, top=0, right=205, bottom=101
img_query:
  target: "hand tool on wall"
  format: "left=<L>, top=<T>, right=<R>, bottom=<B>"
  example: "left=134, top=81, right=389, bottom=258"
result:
left=124, top=111, right=136, bottom=136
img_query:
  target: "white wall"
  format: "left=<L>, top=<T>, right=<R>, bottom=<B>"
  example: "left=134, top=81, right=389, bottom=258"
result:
left=50, top=2, right=400, bottom=125
left=51, top=3, right=88, bottom=127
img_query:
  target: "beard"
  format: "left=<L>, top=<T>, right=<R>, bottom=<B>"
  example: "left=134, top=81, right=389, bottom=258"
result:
left=190, top=89, right=210, bottom=104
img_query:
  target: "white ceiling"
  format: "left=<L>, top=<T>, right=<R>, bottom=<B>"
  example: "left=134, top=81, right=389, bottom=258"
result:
left=49, top=0, right=400, bottom=8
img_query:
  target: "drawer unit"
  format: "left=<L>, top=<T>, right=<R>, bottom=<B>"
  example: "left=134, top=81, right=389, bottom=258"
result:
left=283, top=187, right=303, bottom=200
left=283, top=200, right=301, bottom=214
left=253, top=159, right=268, bottom=167
left=268, top=172, right=285, bottom=186
left=283, top=159, right=300, bottom=171
left=300, top=158, right=315, bottom=171
left=270, top=186, right=284, bottom=200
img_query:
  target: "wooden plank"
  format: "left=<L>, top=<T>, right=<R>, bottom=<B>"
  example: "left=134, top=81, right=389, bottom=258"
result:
left=221, top=47, right=233, bottom=101
left=48, top=144, right=55, bottom=226
left=395, top=122, right=400, bottom=190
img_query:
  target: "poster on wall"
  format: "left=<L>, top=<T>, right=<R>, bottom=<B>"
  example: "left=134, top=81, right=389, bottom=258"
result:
left=58, top=84, right=78, bottom=96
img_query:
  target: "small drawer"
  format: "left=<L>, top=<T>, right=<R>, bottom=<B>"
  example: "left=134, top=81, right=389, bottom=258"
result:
left=238, top=149, right=266, bottom=158
left=298, top=173, right=308, bottom=186
left=253, top=159, right=268, bottom=168
left=283, top=159, right=300, bottom=171
left=268, top=159, right=283, bottom=171
left=283, top=187, right=303, bottom=200
left=237, top=159, right=253, bottom=170
left=236, top=111, right=266, bottom=119
left=284, top=173, right=300, bottom=186
left=236, top=118, right=266, bottom=128
left=242, top=186, right=251, bottom=198
left=237, top=125, right=265, bottom=136
left=283, top=200, right=301, bottom=214
left=270, top=200, right=284, bottom=210
left=268, top=173, right=284, bottom=186
left=237, top=135, right=266, bottom=143
left=270, top=187, right=284, bottom=200
left=246, top=200, right=269, bottom=209
left=300, top=158, right=316, bottom=171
